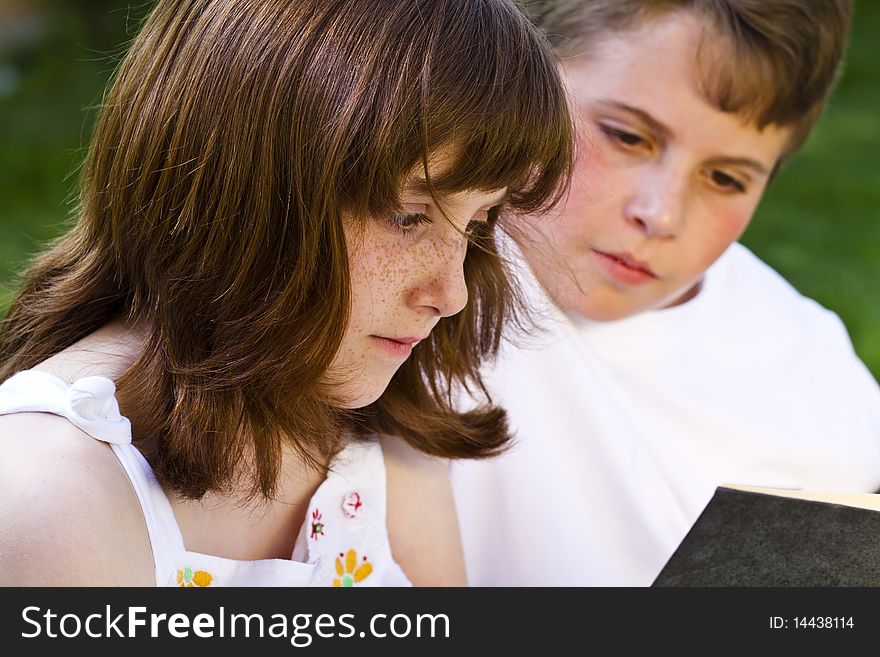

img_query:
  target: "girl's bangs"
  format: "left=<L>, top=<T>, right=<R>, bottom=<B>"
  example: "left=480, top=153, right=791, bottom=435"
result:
left=418, top=6, right=573, bottom=215
left=339, top=0, right=572, bottom=220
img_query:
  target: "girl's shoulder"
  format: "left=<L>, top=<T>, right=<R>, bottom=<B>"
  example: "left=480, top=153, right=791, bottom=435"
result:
left=0, top=412, right=154, bottom=585
left=381, top=436, right=466, bottom=586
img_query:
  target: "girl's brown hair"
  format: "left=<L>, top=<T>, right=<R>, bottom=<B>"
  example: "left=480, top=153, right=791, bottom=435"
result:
left=520, top=0, right=852, bottom=156
left=0, top=0, right=573, bottom=500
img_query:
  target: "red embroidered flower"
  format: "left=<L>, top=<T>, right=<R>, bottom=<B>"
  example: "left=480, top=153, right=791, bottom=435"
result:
left=341, top=491, right=363, bottom=518
left=310, top=508, right=325, bottom=540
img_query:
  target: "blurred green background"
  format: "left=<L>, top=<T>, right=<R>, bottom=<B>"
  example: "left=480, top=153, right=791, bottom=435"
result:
left=1, top=0, right=878, bottom=380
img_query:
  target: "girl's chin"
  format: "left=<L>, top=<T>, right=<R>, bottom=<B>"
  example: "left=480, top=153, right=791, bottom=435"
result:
left=332, top=382, right=393, bottom=410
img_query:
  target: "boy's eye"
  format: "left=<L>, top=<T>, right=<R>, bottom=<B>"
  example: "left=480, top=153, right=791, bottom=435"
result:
left=389, top=211, right=431, bottom=232
left=600, top=125, right=646, bottom=148
left=708, top=170, right=746, bottom=193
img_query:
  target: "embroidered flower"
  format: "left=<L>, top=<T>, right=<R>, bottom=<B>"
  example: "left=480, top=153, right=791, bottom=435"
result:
left=310, top=508, right=325, bottom=540
left=177, top=566, right=213, bottom=587
left=332, top=549, right=372, bottom=587
left=341, top=491, right=363, bottom=518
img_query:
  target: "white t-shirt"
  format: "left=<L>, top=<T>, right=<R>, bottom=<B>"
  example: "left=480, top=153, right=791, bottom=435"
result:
left=451, top=241, right=880, bottom=586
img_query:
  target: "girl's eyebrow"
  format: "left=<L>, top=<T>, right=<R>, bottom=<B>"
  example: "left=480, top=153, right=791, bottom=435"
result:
left=401, top=185, right=509, bottom=209
left=403, top=179, right=432, bottom=196
left=482, top=189, right=509, bottom=209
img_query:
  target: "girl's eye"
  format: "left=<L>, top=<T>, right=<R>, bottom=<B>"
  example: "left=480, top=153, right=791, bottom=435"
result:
left=600, top=125, right=646, bottom=149
left=388, top=211, right=431, bottom=232
left=465, top=219, right=484, bottom=236
left=708, top=170, right=746, bottom=193
left=465, top=206, right=501, bottom=237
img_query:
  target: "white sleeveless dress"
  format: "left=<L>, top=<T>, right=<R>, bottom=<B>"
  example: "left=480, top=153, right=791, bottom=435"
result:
left=0, top=369, right=411, bottom=587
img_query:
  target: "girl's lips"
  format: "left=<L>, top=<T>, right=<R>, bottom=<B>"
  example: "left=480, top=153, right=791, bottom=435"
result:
left=370, top=335, right=422, bottom=358
left=592, top=249, right=658, bottom=285
left=384, top=336, right=423, bottom=344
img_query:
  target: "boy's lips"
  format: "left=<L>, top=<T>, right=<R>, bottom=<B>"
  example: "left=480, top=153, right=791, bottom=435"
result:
left=594, top=249, right=656, bottom=274
left=591, top=248, right=658, bottom=285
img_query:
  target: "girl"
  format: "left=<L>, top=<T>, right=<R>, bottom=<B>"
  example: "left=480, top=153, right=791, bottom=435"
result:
left=0, top=0, right=572, bottom=586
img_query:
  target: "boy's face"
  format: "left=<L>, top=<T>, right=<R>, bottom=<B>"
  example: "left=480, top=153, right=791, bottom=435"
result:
left=518, top=12, right=792, bottom=321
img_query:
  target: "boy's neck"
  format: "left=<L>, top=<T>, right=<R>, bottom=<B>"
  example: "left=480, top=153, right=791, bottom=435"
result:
left=660, top=279, right=703, bottom=310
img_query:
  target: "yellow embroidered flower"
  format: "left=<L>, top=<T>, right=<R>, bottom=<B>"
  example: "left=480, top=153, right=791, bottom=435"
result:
left=332, top=549, right=373, bottom=587
left=177, top=566, right=213, bottom=587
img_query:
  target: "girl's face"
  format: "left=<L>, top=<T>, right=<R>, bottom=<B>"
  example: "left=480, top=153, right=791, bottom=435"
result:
left=326, top=160, right=507, bottom=408
left=519, top=12, right=791, bottom=321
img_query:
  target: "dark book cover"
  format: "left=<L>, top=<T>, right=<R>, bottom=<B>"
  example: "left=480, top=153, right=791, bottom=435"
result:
left=652, top=486, right=880, bottom=586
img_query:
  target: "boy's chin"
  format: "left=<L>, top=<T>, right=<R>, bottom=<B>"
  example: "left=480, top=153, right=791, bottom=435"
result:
left=564, top=283, right=704, bottom=323
left=659, top=280, right=703, bottom=310
left=558, top=292, right=646, bottom=323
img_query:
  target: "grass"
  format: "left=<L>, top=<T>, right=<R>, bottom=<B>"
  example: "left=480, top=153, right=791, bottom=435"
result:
left=0, top=0, right=137, bottom=305
left=740, top=0, right=880, bottom=378
left=1, top=1, right=878, bottom=380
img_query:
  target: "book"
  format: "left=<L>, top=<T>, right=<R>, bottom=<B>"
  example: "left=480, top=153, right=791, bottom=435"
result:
left=652, top=484, right=880, bottom=586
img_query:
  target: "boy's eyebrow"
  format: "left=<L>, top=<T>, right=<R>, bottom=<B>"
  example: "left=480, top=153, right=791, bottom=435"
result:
left=595, top=101, right=770, bottom=175
left=705, top=156, right=769, bottom=176
left=596, top=101, right=673, bottom=140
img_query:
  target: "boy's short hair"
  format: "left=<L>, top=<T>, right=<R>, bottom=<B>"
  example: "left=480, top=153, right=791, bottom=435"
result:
left=520, top=0, right=853, bottom=156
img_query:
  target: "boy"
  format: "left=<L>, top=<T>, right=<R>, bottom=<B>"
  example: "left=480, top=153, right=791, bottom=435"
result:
left=451, top=0, right=880, bottom=585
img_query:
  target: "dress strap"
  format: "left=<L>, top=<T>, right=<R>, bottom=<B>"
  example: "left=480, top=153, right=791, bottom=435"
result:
left=0, top=369, right=132, bottom=444
left=0, top=369, right=186, bottom=585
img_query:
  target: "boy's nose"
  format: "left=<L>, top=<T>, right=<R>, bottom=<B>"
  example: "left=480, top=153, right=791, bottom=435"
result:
left=623, top=166, right=686, bottom=238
